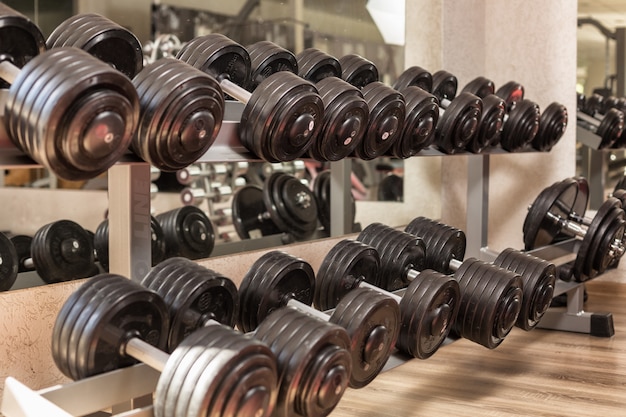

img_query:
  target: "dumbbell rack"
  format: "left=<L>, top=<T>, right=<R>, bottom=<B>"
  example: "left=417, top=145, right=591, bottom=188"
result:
left=0, top=101, right=611, bottom=416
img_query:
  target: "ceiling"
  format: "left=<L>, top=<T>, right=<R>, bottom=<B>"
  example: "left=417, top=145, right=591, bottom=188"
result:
left=578, top=0, right=626, bottom=66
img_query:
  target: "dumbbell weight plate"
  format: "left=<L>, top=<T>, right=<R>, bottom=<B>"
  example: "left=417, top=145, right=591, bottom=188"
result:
left=356, top=82, right=405, bottom=160
left=431, top=70, right=458, bottom=102
left=397, top=271, right=460, bottom=359
left=47, top=13, right=143, bottom=78
left=495, top=81, right=524, bottom=112
left=500, top=99, right=540, bottom=152
left=461, top=76, right=495, bottom=99
left=0, top=233, right=18, bottom=291
left=392, top=66, right=433, bottom=92
left=391, top=86, right=439, bottom=158
left=313, top=170, right=356, bottom=232
left=435, top=92, right=482, bottom=154
left=247, top=40, right=298, bottom=91
left=264, top=172, right=319, bottom=240
left=493, top=249, right=556, bottom=330
left=314, top=239, right=381, bottom=311
left=6, top=47, right=139, bottom=181
left=404, top=216, right=466, bottom=274
left=0, top=4, right=46, bottom=88
left=30, top=220, right=97, bottom=283
left=131, top=58, right=225, bottom=171
left=532, top=102, right=568, bottom=152
left=467, top=94, right=506, bottom=153
left=329, top=288, right=400, bottom=388
left=339, top=54, right=378, bottom=88
left=310, top=77, right=369, bottom=161
left=573, top=197, right=624, bottom=281
left=296, top=48, right=342, bottom=82
left=240, top=71, right=324, bottom=162
left=157, top=325, right=277, bottom=417
left=238, top=251, right=314, bottom=333
left=156, top=206, right=215, bottom=260
left=596, top=108, right=625, bottom=149
left=231, top=185, right=282, bottom=239
left=523, top=178, right=582, bottom=250
left=254, top=308, right=351, bottom=417
left=596, top=211, right=626, bottom=272
left=141, top=257, right=239, bottom=351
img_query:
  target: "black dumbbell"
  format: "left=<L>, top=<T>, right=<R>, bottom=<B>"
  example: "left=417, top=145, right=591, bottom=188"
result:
left=296, top=48, right=342, bottom=82
left=337, top=54, right=406, bottom=159
left=523, top=177, right=626, bottom=282
left=93, top=215, right=167, bottom=270
left=0, top=10, right=138, bottom=181
left=405, top=216, right=556, bottom=331
left=463, top=77, right=568, bottom=152
left=358, top=222, right=524, bottom=349
left=177, top=33, right=324, bottom=162
left=312, top=170, right=357, bottom=233
left=314, top=238, right=459, bottom=360
left=143, top=256, right=352, bottom=416
left=156, top=206, right=216, bottom=260
left=232, top=172, right=318, bottom=240
left=238, top=250, right=400, bottom=389
left=577, top=104, right=624, bottom=149
left=130, top=58, right=225, bottom=170
left=51, top=274, right=278, bottom=417
left=0, top=233, right=18, bottom=291
left=247, top=40, right=299, bottom=91
left=47, top=13, right=143, bottom=78
left=0, top=220, right=98, bottom=290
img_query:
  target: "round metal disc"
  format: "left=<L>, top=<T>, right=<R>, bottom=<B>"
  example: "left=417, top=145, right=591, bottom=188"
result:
left=392, top=66, right=433, bottom=92
left=522, top=178, right=582, bottom=250
left=339, top=54, right=378, bottom=88
left=435, top=92, right=483, bottom=154
left=405, top=216, right=466, bottom=273
left=296, top=48, right=342, bottom=82
left=532, top=102, right=568, bottom=151
left=356, top=82, right=405, bottom=160
left=31, top=219, right=96, bottom=283
left=461, top=76, right=495, bottom=99
left=231, top=185, right=282, bottom=239
left=310, top=77, right=369, bottom=161
left=397, top=270, right=460, bottom=359
left=392, top=86, right=439, bottom=157
left=238, top=250, right=315, bottom=333
left=467, top=94, right=506, bottom=153
left=314, top=239, right=381, bottom=311
left=8, top=234, right=32, bottom=273
left=247, top=40, right=298, bottom=90
left=500, top=99, right=540, bottom=151
left=329, top=287, right=400, bottom=388
left=254, top=308, right=351, bottom=417
left=431, top=70, right=458, bottom=102
left=0, top=233, right=19, bottom=291
left=596, top=108, right=625, bottom=149
left=156, top=206, right=215, bottom=260
left=495, top=81, right=524, bottom=112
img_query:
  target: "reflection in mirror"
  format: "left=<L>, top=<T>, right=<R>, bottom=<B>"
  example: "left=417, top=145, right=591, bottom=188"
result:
left=0, top=0, right=408, bottom=291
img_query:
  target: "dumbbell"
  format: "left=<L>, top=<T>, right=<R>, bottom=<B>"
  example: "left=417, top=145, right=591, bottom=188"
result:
left=177, top=163, right=229, bottom=186
left=145, top=256, right=353, bottom=416
left=0, top=220, right=98, bottom=290
left=47, top=13, right=143, bottom=78
left=130, top=58, right=225, bottom=170
left=597, top=96, right=626, bottom=148
left=357, top=222, right=523, bottom=349
left=0, top=9, right=138, bottom=181
left=523, top=177, right=626, bottom=282
left=405, top=216, right=556, bottom=331
left=463, top=77, right=567, bottom=152
left=312, top=170, right=357, bottom=233
left=156, top=206, right=216, bottom=260
left=577, top=103, right=625, bottom=149
left=177, top=33, right=324, bottom=162
left=314, top=238, right=459, bottom=359
left=180, top=182, right=239, bottom=206
left=93, top=215, right=167, bottom=271
left=0, top=233, right=18, bottom=291
left=337, top=54, right=407, bottom=159
left=51, top=274, right=278, bottom=417
left=232, top=172, right=319, bottom=240
left=238, top=250, right=400, bottom=389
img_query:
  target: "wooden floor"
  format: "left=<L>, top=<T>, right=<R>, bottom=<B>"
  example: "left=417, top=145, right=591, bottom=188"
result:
left=330, top=273, right=626, bottom=417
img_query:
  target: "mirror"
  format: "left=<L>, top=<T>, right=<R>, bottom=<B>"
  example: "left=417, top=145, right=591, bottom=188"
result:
left=0, top=0, right=423, bottom=292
